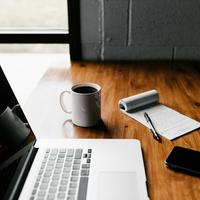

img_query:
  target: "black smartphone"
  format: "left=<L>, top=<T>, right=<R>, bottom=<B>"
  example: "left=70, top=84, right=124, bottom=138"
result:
left=165, top=146, right=200, bottom=177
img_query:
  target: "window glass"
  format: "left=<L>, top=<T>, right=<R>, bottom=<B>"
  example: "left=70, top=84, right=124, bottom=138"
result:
left=0, top=0, right=68, bottom=29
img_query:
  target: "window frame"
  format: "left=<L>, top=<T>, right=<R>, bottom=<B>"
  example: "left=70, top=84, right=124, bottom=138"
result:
left=0, top=0, right=81, bottom=60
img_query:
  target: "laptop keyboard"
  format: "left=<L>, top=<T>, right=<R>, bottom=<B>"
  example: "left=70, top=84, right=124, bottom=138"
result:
left=30, top=148, right=92, bottom=200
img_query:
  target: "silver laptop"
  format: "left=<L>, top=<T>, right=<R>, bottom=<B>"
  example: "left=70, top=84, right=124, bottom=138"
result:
left=0, top=67, right=149, bottom=200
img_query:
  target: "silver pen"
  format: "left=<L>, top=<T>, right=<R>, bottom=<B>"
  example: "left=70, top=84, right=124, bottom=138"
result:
left=144, top=112, right=161, bottom=142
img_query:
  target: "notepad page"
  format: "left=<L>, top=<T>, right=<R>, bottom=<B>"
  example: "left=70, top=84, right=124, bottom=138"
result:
left=122, top=103, right=200, bottom=140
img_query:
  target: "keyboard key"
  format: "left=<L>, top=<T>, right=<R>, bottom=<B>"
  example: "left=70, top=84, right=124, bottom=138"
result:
left=47, top=161, right=55, bottom=166
left=67, top=149, right=74, bottom=157
left=46, top=149, right=50, bottom=153
left=58, top=154, right=65, bottom=158
left=68, top=190, right=76, bottom=195
left=57, top=158, right=64, bottom=163
left=54, top=169, right=62, bottom=174
left=77, top=177, right=88, bottom=200
left=66, top=157, right=73, bottom=162
left=52, top=174, right=60, bottom=180
left=36, top=175, right=42, bottom=182
left=59, top=149, right=66, bottom=153
left=40, top=164, right=45, bottom=169
left=73, top=160, right=81, bottom=164
left=42, top=161, right=47, bottom=166
left=38, top=190, right=46, bottom=196
left=82, top=164, right=90, bottom=169
left=57, top=193, right=66, bottom=199
left=59, top=186, right=67, bottom=191
left=51, top=149, right=58, bottom=155
left=71, top=177, right=78, bottom=182
left=34, top=182, right=39, bottom=188
left=44, top=154, right=49, bottom=159
left=81, top=170, right=89, bottom=176
left=38, top=170, right=44, bottom=175
left=64, top=162, right=72, bottom=167
left=60, top=180, right=68, bottom=185
left=40, top=184, right=48, bottom=190
left=47, top=194, right=55, bottom=200
left=44, top=172, right=51, bottom=177
left=55, top=163, right=63, bottom=168
left=88, top=149, right=92, bottom=153
left=62, top=173, right=70, bottom=179
left=49, top=156, right=56, bottom=161
left=42, top=178, right=50, bottom=183
left=75, top=149, right=83, bottom=159
left=63, top=167, right=71, bottom=173
left=42, top=158, right=47, bottom=163
left=30, top=196, right=35, bottom=200
left=72, top=171, right=79, bottom=176
left=36, top=197, right=45, bottom=200
left=67, top=197, right=75, bottom=200
left=87, top=154, right=91, bottom=158
left=69, top=183, right=77, bottom=188
left=49, top=187, right=57, bottom=193
left=46, top=166, right=53, bottom=171
left=32, top=189, right=37, bottom=195
left=50, top=181, right=58, bottom=187
left=73, top=165, right=80, bottom=170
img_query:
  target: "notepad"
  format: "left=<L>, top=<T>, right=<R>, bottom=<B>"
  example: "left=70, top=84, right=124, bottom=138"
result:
left=119, top=90, right=200, bottom=140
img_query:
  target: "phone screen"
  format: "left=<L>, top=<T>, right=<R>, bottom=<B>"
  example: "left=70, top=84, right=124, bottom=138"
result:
left=165, top=146, right=200, bottom=176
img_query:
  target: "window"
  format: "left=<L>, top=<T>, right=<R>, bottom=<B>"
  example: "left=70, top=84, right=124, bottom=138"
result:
left=0, top=0, right=81, bottom=59
left=0, top=0, right=68, bottom=30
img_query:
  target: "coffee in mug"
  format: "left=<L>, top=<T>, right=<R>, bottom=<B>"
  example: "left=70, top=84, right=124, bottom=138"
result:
left=73, top=86, right=98, bottom=94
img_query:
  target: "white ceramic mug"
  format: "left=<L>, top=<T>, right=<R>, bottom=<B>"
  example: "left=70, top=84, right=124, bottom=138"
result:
left=60, top=82, right=101, bottom=127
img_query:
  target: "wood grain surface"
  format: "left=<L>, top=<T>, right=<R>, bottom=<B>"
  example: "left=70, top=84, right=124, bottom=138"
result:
left=24, top=61, right=200, bottom=200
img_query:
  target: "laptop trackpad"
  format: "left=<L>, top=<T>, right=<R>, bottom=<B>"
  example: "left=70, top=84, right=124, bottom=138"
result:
left=98, top=172, right=139, bottom=200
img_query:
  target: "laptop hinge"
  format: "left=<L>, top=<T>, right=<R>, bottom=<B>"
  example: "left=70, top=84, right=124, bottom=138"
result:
left=3, top=146, right=38, bottom=200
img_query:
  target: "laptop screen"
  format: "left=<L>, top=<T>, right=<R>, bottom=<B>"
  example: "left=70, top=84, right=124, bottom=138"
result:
left=0, top=66, right=36, bottom=199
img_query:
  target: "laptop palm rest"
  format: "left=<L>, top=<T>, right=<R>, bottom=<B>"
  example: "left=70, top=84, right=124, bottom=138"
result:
left=98, top=171, right=139, bottom=200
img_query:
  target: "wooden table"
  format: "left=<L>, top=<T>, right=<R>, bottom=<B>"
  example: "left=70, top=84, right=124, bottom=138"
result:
left=24, top=61, right=200, bottom=200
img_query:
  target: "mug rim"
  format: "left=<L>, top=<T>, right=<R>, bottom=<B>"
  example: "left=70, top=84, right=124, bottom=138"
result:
left=71, top=82, right=101, bottom=95
left=0, top=106, right=11, bottom=118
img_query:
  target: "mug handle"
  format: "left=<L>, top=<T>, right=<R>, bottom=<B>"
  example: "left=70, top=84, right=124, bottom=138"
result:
left=60, top=90, right=72, bottom=114
left=11, top=104, right=21, bottom=113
